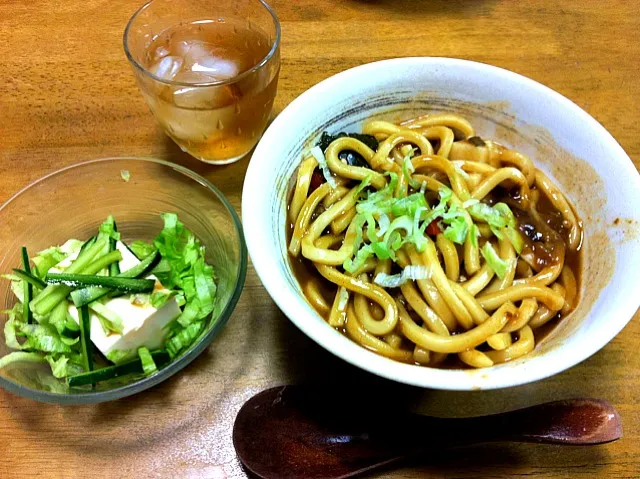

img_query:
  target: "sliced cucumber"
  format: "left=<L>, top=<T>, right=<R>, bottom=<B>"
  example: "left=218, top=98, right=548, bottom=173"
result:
left=67, top=350, right=170, bottom=387
left=12, top=268, right=46, bottom=290
left=109, top=222, right=120, bottom=277
left=45, top=273, right=154, bottom=293
left=30, top=248, right=121, bottom=316
left=79, top=304, right=93, bottom=375
left=20, top=247, right=33, bottom=324
left=70, top=249, right=159, bottom=307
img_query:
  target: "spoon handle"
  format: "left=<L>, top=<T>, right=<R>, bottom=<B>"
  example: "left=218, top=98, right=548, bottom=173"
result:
left=423, top=398, right=622, bottom=446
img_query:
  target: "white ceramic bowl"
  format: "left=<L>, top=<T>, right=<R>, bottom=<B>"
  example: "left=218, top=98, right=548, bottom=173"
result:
left=242, top=57, right=640, bottom=390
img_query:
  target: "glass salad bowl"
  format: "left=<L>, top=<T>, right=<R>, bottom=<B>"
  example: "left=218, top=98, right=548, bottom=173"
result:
left=0, top=157, right=247, bottom=404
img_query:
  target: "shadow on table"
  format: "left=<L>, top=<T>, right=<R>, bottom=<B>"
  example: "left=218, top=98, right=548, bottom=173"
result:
left=0, top=313, right=239, bottom=443
left=345, top=0, right=498, bottom=15
left=158, top=108, right=283, bottom=201
left=253, top=312, right=617, bottom=476
left=271, top=306, right=627, bottom=417
left=158, top=135, right=253, bottom=202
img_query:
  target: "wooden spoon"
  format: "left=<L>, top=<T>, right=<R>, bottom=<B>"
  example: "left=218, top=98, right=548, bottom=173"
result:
left=233, top=385, right=622, bottom=479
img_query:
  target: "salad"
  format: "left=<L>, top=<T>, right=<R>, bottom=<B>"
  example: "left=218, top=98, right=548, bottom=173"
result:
left=0, top=213, right=217, bottom=388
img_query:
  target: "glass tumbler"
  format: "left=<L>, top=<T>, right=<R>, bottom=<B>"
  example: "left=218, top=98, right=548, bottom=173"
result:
left=124, top=0, right=281, bottom=164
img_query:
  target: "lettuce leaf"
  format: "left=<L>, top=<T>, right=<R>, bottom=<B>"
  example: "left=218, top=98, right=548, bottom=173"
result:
left=45, top=354, right=84, bottom=378
left=89, top=302, right=124, bottom=334
left=18, top=323, right=74, bottom=354
left=106, top=349, right=136, bottom=365
left=31, top=246, right=67, bottom=279
left=137, top=347, right=157, bottom=376
left=98, top=215, right=120, bottom=243
left=4, top=304, right=24, bottom=349
left=0, top=352, right=47, bottom=370
left=153, top=213, right=217, bottom=327
left=129, top=240, right=156, bottom=260
left=3, top=303, right=81, bottom=378
left=165, top=320, right=206, bottom=358
left=150, top=290, right=172, bottom=309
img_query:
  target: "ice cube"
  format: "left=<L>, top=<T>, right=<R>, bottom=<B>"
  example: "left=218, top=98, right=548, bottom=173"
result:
left=150, top=56, right=184, bottom=81
left=156, top=102, right=237, bottom=143
left=174, top=40, right=240, bottom=80
left=152, top=45, right=170, bottom=62
left=191, top=56, right=239, bottom=80
left=172, top=71, right=239, bottom=109
left=175, top=40, right=210, bottom=67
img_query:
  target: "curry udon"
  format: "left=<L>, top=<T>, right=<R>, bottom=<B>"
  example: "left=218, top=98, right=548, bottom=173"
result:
left=287, top=113, right=582, bottom=369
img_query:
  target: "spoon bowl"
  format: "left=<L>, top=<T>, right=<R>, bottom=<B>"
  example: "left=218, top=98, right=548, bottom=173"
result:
left=233, top=385, right=622, bottom=479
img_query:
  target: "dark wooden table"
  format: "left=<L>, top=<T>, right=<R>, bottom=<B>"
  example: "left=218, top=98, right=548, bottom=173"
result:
left=1, top=1, right=638, bottom=477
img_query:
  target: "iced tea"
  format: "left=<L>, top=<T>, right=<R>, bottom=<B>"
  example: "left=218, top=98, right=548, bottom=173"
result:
left=125, top=0, right=280, bottom=164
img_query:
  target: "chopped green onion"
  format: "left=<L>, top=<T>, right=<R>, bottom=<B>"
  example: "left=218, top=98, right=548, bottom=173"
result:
left=481, top=242, right=510, bottom=279
left=310, top=145, right=337, bottom=189
left=343, top=244, right=374, bottom=274
left=470, top=224, right=480, bottom=249
left=441, top=203, right=470, bottom=245
left=381, top=215, right=414, bottom=256
left=391, top=193, right=428, bottom=218
left=468, top=201, right=517, bottom=240
left=377, top=213, right=391, bottom=237
left=452, top=161, right=471, bottom=180
left=374, top=265, right=430, bottom=288
left=505, top=226, right=524, bottom=254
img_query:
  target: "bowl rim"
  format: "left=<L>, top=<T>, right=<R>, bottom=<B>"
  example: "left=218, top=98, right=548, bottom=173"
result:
left=0, top=156, right=247, bottom=404
left=243, top=56, right=640, bottom=391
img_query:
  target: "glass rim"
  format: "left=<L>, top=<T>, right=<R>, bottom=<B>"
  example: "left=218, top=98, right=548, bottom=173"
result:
left=0, top=157, right=248, bottom=404
left=123, top=0, right=281, bottom=88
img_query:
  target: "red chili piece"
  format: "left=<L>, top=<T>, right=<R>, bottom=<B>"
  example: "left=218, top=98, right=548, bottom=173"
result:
left=426, top=219, right=442, bottom=236
left=309, top=169, right=325, bottom=193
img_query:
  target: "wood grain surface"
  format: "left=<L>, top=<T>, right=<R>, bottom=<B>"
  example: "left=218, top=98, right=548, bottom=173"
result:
left=1, top=0, right=639, bottom=478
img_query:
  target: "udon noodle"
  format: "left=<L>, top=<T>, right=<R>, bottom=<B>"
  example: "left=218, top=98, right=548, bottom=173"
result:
left=287, top=113, right=582, bottom=369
